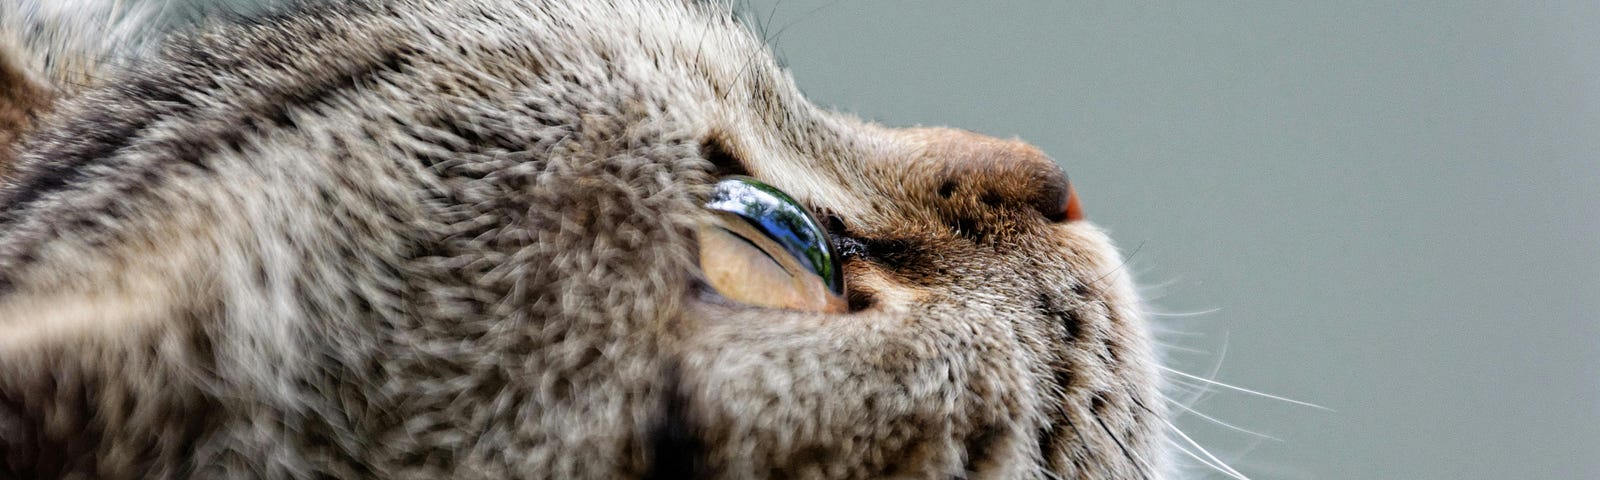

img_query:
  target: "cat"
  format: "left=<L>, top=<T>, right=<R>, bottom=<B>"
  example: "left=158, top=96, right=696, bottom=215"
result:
left=0, top=0, right=1168, bottom=477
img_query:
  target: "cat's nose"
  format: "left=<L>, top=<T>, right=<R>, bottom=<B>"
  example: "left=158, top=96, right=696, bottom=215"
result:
left=908, top=128, right=1083, bottom=223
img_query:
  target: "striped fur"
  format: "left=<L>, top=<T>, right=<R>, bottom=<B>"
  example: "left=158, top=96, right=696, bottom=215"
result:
left=0, top=0, right=1168, bottom=478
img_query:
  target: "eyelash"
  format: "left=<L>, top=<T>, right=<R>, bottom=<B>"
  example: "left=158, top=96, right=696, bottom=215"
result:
left=812, top=208, right=866, bottom=260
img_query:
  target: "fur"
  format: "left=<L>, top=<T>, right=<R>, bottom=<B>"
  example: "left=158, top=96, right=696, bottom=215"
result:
left=0, top=0, right=1167, bottom=478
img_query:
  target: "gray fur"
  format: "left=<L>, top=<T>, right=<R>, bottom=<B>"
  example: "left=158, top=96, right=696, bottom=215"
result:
left=0, top=0, right=1168, bottom=478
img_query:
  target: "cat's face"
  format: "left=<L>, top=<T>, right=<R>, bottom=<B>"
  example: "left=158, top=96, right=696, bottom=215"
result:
left=0, top=0, right=1165, bottom=477
left=549, top=2, right=1166, bottom=476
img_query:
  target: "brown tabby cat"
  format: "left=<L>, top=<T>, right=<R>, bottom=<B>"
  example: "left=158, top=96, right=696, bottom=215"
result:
left=0, top=0, right=1168, bottom=477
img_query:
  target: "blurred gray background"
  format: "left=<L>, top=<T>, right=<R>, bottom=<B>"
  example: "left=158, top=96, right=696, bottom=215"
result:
left=738, top=1, right=1599, bottom=479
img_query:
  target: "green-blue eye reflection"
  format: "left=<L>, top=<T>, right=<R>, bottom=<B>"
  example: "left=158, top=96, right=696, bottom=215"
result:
left=704, top=176, right=843, bottom=296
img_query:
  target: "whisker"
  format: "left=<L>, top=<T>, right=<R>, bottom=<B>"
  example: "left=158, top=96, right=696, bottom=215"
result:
left=1150, top=328, right=1207, bottom=338
left=1227, top=435, right=1274, bottom=466
left=1153, top=341, right=1210, bottom=355
left=1159, top=393, right=1282, bottom=442
left=764, top=0, right=848, bottom=47
left=1147, top=307, right=1222, bottom=318
left=761, top=0, right=782, bottom=42
left=1086, top=240, right=1146, bottom=288
left=1149, top=409, right=1252, bottom=480
left=1135, top=276, right=1182, bottom=295
left=1166, top=439, right=1248, bottom=480
left=1161, top=366, right=1331, bottom=411
left=691, top=11, right=713, bottom=72
left=724, top=0, right=847, bottom=102
left=1163, top=332, right=1233, bottom=408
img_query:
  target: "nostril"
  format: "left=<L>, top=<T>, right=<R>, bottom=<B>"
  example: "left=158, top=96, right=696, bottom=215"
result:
left=1033, top=169, right=1083, bottom=223
left=1062, top=186, right=1084, bottom=222
left=1039, top=178, right=1084, bottom=223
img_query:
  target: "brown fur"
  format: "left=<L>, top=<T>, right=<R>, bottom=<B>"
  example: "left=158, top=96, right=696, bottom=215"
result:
left=0, top=52, right=51, bottom=173
left=0, top=0, right=1168, bottom=478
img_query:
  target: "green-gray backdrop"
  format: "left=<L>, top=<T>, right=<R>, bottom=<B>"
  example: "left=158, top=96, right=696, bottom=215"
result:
left=739, top=1, right=1599, bottom=479
left=216, top=0, right=1596, bottom=476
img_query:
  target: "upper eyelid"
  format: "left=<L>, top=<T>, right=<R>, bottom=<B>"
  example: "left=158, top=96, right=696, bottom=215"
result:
left=699, top=134, right=845, bottom=239
left=811, top=206, right=849, bottom=236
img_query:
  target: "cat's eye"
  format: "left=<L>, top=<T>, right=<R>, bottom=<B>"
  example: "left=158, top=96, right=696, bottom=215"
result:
left=698, top=176, right=846, bottom=313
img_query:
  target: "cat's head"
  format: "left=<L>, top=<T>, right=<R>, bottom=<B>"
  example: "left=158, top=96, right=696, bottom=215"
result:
left=0, top=0, right=1166, bottom=477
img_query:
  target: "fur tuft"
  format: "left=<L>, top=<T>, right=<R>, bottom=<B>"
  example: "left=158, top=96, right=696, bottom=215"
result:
left=3, top=0, right=323, bottom=87
left=0, top=0, right=314, bottom=169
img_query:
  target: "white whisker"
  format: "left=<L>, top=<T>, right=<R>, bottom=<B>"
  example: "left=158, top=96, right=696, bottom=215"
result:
left=1154, top=341, right=1210, bottom=355
left=1161, top=366, right=1331, bottom=411
left=1160, top=393, right=1282, bottom=442
left=1161, top=417, right=1251, bottom=480
left=1147, top=307, right=1223, bottom=318
left=1164, top=432, right=1248, bottom=480
left=1150, top=328, right=1207, bottom=338
left=1163, top=332, right=1232, bottom=408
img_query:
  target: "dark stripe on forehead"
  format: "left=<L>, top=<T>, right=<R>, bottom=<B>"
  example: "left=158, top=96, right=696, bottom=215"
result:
left=0, top=3, right=406, bottom=219
left=0, top=62, right=203, bottom=224
left=0, top=1, right=394, bottom=228
left=0, top=4, right=414, bottom=290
